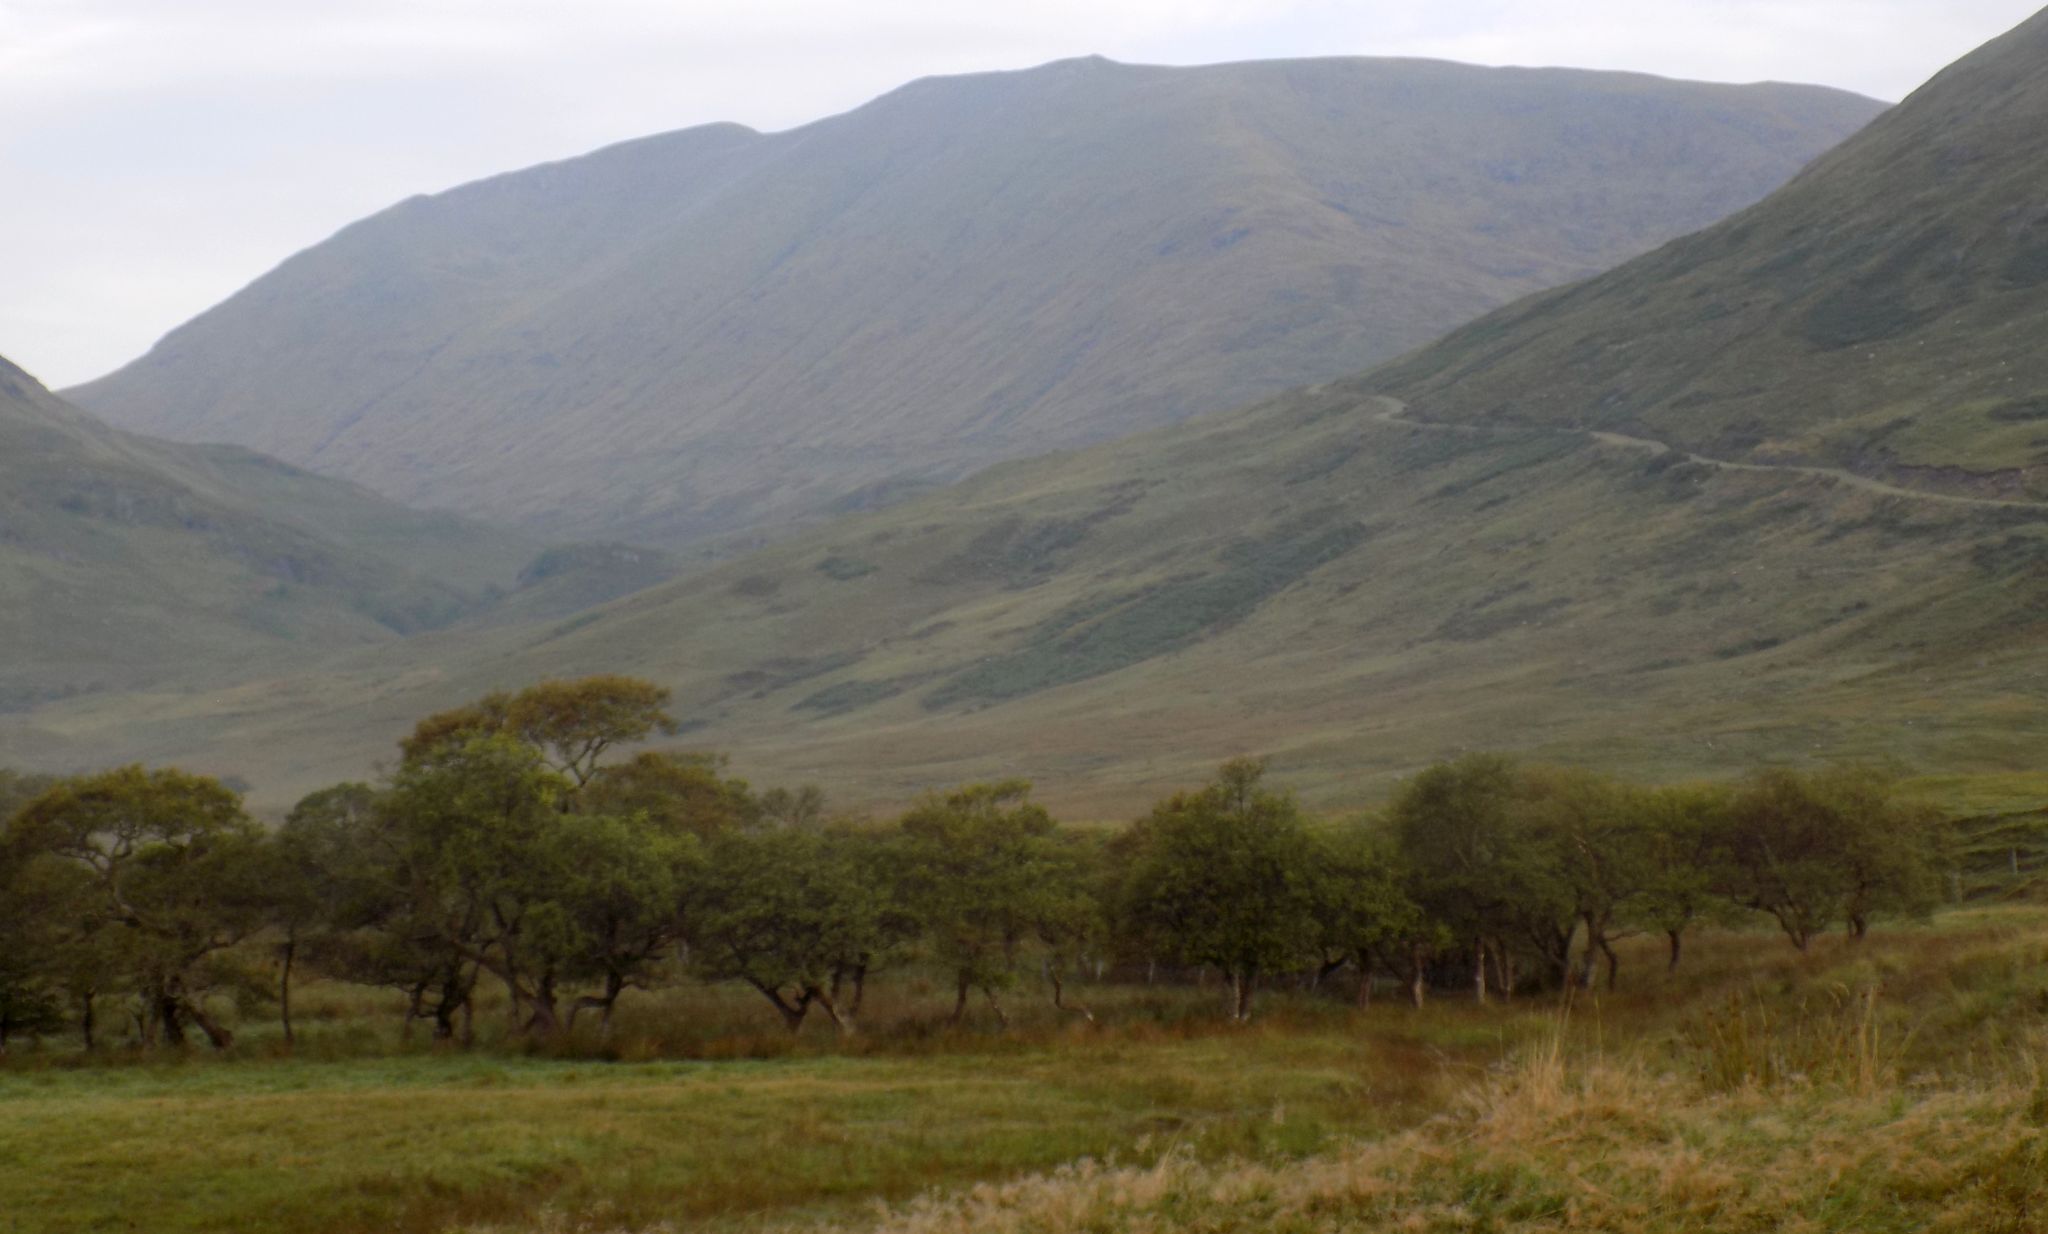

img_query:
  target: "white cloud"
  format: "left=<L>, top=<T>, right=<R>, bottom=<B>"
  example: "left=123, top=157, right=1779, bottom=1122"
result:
left=1, top=0, right=2038, bottom=386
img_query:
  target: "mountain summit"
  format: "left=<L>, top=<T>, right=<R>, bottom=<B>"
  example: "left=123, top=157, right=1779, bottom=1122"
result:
left=68, top=57, right=1880, bottom=544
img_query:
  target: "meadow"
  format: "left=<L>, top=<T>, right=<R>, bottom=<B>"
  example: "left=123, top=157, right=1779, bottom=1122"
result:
left=7, top=905, right=2048, bottom=1234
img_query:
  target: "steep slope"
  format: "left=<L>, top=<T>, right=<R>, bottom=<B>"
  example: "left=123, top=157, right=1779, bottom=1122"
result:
left=1370, top=8, right=2048, bottom=497
left=0, top=356, right=537, bottom=711
left=68, top=57, right=1882, bottom=544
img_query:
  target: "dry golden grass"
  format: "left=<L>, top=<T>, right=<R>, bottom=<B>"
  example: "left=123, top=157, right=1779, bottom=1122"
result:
left=443, top=909, right=2048, bottom=1234
left=784, top=1042, right=2048, bottom=1234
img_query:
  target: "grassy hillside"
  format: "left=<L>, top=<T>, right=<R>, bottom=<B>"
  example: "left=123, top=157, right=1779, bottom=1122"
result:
left=0, top=356, right=538, bottom=712
left=19, top=378, right=2045, bottom=812
left=0, top=358, right=694, bottom=731
left=68, top=58, right=1881, bottom=544
left=1371, top=7, right=2048, bottom=498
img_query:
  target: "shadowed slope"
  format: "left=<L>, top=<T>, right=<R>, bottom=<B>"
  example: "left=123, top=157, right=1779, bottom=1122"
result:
left=0, top=357, right=538, bottom=714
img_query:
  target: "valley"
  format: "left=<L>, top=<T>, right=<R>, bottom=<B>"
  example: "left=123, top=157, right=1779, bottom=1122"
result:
left=6, top=9, right=2048, bottom=1234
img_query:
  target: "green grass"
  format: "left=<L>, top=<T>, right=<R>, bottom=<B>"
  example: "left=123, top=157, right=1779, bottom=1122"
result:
left=11, top=909, right=2048, bottom=1234
left=0, top=1017, right=1455, bottom=1234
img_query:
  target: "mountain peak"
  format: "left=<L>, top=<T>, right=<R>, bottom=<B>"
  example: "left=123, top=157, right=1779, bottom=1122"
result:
left=67, top=57, right=1882, bottom=545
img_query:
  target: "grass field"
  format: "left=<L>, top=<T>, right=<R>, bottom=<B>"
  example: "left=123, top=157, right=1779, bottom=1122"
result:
left=8, top=906, right=2048, bottom=1234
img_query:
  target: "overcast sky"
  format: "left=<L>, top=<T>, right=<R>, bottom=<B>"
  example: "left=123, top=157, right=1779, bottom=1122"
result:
left=3, top=0, right=2039, bottom=388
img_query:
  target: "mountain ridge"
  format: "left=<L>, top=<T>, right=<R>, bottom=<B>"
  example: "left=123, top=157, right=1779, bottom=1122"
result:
left=68, top=55, right=1884, bottom=544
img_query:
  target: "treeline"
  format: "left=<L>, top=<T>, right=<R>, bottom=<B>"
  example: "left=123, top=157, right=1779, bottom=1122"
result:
left=0, top=677, right=1951, bottom=1052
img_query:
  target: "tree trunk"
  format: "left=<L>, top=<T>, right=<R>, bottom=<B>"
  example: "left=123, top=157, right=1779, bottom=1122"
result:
left=1048, top=968, right=1095, bottom=1024
left=1473, top=944, right=1488, bottom=1007
left=1230, top=968, right=1256, bottom=1022
left=1355, top=952, right=1374, bottom=1008
left=184, top=998, right=235, bottom=1051
left=278, top=935, right=298, bottom=1048
left=1600, top=937, right=1620, bottom=992
left=983, top=986, right=1010, bottom=1030
left=1409, top=945, right=1428, bottom=1009
left=815, top=988, right=854, bottom=1038
left=597, top=971, right=627, bottom=1040
left=1767, top=904, right=1815, bottom=952
left=79, top=992, right=96, bottom=1050
left=1666, top=929, right=1683, bottom=972
left=951, top=973, right=971, bottom=1025
left=524, top=974, right=562, bottom=1038
left=158, top=989, right=187, bottom=1047
left=1849, top=913, right=1869, bottom=941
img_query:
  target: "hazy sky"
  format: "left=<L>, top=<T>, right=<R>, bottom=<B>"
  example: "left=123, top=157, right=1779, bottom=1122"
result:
left=4, top=0, right=2039, bottom=387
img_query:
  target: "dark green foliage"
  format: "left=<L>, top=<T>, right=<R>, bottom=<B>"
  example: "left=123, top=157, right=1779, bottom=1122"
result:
left=1116, top=760, right=1324, bottom=1020
left=894, top=782, right=1074, bottom=1025
left=925, top=518, right=1370, bottom=708
left=815, top=555, right=879, bottom=581
left=0, top=677, right=1987, bottom=1054
left=1986, top=397, right=2048, bottom=423
left=794, top=679, right=905, bottom=715
left=1720, top=766, right=1950, bottom=948
left=5, top=766, right=270, bottom=1049
left=692, top=828, right=883, bottom=1034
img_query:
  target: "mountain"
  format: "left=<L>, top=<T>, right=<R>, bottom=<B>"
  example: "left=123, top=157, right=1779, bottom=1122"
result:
left=67, top=58, right=1883, bottom=545
left=0, top=355, right=544, bottom=716
left=20, top=21, right=2048, bottom=812
left=1370, top=9, right=2048, bottom=498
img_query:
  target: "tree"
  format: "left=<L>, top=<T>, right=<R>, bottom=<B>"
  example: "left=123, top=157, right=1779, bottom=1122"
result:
left=1119, top=760, right=1321, bottom=1022
left=690, top=827, right=879, bottom=1034
left=0, top=773, right=65, bottom=1051
left=380, top=733, right=585, bottom=1036
left=7, top=767, right=270, bottom=1049
left=1389, top=755, right=1572, bottom=1003
left=1032, top=830, right=1109, bottom=1023
left=580, top=751, right=757, bottom=837
left=273, top=781, right=480, bottom=1042
left=552, top=811, right=700, bottom=1037
left=1519, top=767, right=1648, bottom=990
left=1635, top=782, right=1739, bottom=970
left=0, top=844, right=68, bottom=1052
left=1307, top=821, right=1432, bottom=1006
left=895, top=781, right=1069, bottom=1027
left=402, top=676, right=678, bottom=789
left=269, top=784, right=383, bottom=1046
left=1720, top=767, right=1947, bottom=950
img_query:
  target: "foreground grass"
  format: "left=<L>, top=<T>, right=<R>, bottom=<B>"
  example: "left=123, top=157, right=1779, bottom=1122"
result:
left=833, top=1054, right=2048, bottom=1234
left=0, top=1022, right=1470, bottom=1234
left=9, top=909, right=2048, bottom=1234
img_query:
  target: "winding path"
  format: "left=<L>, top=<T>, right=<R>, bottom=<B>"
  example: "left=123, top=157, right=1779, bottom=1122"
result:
left=1365, top=395, right=2047, bottom=513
